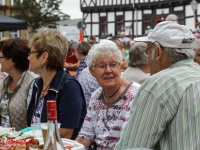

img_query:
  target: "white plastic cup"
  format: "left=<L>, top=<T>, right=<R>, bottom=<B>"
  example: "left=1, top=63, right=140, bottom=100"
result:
left=31, top=123, right=43, bottom=138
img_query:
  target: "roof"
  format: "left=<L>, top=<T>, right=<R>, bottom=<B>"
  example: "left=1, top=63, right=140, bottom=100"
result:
left=0, top=13, right=27, bottom=31
left=57, top=18, right=82, bottom=26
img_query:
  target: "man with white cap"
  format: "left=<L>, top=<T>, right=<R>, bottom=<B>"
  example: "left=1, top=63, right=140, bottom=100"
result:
left=115, top=21, right=200, bottom=150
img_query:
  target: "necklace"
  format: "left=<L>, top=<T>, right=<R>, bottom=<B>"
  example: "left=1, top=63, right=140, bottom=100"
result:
left=40, top=78, right=54, bottom=99
left=103, top=81, right=122, bottom=99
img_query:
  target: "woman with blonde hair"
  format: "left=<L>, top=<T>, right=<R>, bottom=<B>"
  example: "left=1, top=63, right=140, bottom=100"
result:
left=27, top=27, right=86, bottom=139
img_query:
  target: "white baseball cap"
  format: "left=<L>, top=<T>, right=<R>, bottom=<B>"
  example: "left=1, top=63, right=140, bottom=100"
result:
left=134, top=21, right=195, bottom=48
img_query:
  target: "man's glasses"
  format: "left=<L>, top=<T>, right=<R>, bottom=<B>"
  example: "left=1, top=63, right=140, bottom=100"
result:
left=93, top=62, right=120, bottom=70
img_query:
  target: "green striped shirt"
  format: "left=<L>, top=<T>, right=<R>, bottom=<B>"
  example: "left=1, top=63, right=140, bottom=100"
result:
left=115, top=59, right=200, bottom=150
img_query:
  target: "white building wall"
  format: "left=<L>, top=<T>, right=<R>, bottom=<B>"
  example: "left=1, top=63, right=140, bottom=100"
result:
left=174, top=6, right=183, bottom=11
left=134, top=21, right=142, bottom=36
left=85, top=24, right=91, bottom=36
left=185, top=5, right=196, bottom=31
left=108, top=23, right=115, bottom=36
left=58, top=26, right=79, bottom=42
left=125, top=11, right=132, bottom=20
left=197, top=3, right=200, bottom=14
left=92, top=24, right=99, bottom=35
left=135, top=10, right=142, bottom=20
left=144, top=10, right=152, bottom=14
left=156, top=8, right=169, bottom=15
left=116, top=11, right=123, bottom=15
left=185, top=5, right=194, bottom=17
left=108, top=12, right=115, bottom=22
left=92, top=13, right=99, bottom=22
left=100, top=12, right=106, bottom=17
left=186, top=18, right=195, bottom=31
left=85, top=13, right=91, bottom=22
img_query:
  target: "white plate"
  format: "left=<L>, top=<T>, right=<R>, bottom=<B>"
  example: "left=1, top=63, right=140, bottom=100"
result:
left=0, top=127, right=14, bottom=135
left=23, top=131, right=33, bottom=136
left=35, top=137, right=84, bottom=150
left=24, top=131, right=84, bottom=150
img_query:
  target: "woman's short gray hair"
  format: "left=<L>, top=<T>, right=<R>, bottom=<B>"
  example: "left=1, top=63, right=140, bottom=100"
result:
left=129, top=42, right=148, bottom=67
left=86, top=40, right=123, bottom=67
left=75, top=41, right=91, bottom=56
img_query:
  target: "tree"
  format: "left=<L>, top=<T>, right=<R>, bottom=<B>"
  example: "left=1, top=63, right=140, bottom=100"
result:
left=12, top=0, right=63, bottom=32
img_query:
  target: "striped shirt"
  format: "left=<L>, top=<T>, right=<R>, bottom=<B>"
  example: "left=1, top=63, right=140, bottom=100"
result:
left=115, top=59, right=200, bottom=150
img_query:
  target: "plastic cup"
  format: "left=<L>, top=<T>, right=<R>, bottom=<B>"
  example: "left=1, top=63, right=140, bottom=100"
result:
left=31, top=123, right=43, bottom=138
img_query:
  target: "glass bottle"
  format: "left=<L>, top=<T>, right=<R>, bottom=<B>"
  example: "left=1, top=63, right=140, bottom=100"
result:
left=43, top=100, right=65, bottom=150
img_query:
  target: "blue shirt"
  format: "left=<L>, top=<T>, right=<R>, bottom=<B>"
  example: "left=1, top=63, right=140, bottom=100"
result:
left=27, top=69, right=86, bottom=140
left=77, top=67, right=100, bottom=108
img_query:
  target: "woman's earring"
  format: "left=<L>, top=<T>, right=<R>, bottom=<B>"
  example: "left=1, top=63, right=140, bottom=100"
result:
left=41, top=64, right=44, bottom=68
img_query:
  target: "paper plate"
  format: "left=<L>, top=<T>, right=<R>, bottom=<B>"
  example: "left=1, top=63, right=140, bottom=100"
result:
left=0, top=127, right=14, bottom=135
left=35, top=137, right=84, bottom=150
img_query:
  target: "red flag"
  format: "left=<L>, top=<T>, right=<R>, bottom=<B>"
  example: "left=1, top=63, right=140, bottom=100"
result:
left=78, top=29, right=84, bottom=42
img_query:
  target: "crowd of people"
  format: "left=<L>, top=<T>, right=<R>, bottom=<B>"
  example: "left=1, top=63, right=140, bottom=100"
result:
left=0, top=13, right=200, bottom=150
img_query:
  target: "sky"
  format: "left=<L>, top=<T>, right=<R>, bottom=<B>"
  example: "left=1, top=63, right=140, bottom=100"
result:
left=60, top=1, right=83, bottom=19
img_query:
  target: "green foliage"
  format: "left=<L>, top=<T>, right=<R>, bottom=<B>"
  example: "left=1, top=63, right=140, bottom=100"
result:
left=12, top=0, right=63, bottom=32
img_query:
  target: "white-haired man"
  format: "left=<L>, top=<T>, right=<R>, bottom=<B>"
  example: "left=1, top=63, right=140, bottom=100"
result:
left=165, top=14, right=178, bottom=22
left=120, top=32, right=128, bottom=43
left=115, top=21, right=200, bottom=150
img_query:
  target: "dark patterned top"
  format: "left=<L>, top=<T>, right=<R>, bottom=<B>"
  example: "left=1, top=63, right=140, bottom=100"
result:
left=75, top=57, right=87, bottom=79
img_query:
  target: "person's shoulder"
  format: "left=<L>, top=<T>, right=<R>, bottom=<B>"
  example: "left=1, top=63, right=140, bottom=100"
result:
left=90, top=87, right=102, bottom=98
left=131, top=82, right=141, bottom=90
left=25, top=70, right=38, bottom=78
left=79, top=67, right=90, bottom=75
left=62, top=73, right=83, bottom=88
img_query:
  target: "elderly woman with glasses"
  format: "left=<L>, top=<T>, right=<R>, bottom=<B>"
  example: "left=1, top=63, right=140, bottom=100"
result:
left=76, top=40, right=140, bottom=149
left=0, top=38, right=37, bottom=131
left=27, top=27, right=86, bottom=140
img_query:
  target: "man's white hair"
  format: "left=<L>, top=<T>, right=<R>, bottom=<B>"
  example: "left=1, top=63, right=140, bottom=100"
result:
left=166, top=14, right=178, bottom=22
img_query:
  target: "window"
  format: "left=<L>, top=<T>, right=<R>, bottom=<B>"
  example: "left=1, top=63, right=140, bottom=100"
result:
left=100, top=16, right=107, bottom=36
left=0, top=0, right=5, bottom=5
left=176, top=11, right=185, bottom=25
left=143, top=15, right=152, bottom=35
left=10, top=30, right=19, bottom=38
left=116, top=16, right=124, bottom=35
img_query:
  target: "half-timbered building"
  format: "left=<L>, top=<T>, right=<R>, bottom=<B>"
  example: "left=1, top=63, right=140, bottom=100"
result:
left=80, top=0, right=200, bottom=41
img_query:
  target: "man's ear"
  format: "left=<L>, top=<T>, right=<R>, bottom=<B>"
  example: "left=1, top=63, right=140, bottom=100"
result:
left=155, top=46, right=164, bottom=62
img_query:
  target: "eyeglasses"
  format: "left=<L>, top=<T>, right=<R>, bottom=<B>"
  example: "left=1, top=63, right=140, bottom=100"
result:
left=93, top=62, right=120, bottom=70
left=28, top=51, right=39, bottom=56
